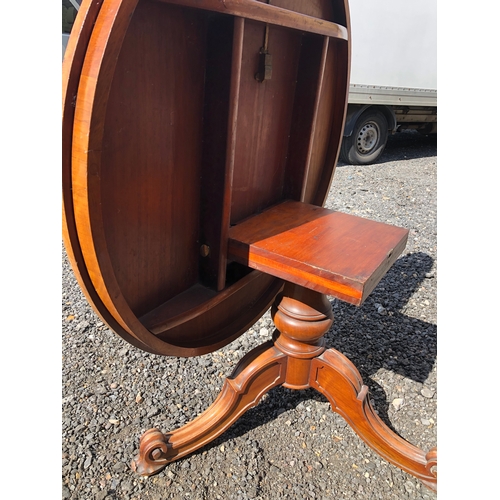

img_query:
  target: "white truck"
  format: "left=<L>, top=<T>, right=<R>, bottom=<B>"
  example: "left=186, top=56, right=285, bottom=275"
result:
left=340, top=0, right=437, bottom=165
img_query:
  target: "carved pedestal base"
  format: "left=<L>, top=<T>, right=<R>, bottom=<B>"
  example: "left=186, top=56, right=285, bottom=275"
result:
left=131, top=284, right=437, bottom=491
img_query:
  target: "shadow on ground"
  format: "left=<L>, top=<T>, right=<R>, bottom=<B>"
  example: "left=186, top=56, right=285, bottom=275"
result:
left=183, top=251, right=436, bottom=451
left=338, top=130, right=437, bottom=166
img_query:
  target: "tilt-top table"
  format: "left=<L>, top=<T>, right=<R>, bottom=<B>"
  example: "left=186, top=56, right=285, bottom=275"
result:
left=63, top=0, right=437, bottom=491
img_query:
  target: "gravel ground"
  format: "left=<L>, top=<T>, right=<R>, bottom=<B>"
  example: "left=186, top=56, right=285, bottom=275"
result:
left=62, top=130, right=437, bottom=500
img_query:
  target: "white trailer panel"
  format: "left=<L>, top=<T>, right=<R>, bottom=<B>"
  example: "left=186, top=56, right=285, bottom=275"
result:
left=348, top=0, right=437, bottom=90
left=341, top=0, right=437, bottom=165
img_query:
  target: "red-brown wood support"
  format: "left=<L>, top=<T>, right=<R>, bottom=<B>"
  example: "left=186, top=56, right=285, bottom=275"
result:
left=132, top=282, right=437, bottom=491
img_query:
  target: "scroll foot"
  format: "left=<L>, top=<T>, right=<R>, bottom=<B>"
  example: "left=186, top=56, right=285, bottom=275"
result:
left=131, top=341, right=287, bottom=476
left=131, top=428, right=170, bottom=476
left=131, top=285, right=437, bottom=493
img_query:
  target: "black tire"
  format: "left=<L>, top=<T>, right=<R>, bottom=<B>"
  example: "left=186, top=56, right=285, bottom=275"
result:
left=340, top=109, right=388, bottom=165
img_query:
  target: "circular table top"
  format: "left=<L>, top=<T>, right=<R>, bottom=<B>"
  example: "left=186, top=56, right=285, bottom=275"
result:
left=62, top=0, right=350, bottom=356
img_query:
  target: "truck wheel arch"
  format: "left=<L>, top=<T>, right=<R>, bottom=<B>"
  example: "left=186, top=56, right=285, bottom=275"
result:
left=343, top=104, right=397, bottom=137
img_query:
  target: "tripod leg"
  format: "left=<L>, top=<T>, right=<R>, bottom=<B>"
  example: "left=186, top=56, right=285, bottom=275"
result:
left=309, top=348, right=437, bottom=491
left=131, top=340, right=287, bottom=476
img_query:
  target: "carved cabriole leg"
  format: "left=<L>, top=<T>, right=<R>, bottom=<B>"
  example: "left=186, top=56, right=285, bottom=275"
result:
left=131, top=340, right=287, bottom=476
left=272, top=283, right=437, bottom=492
left=132, top=282, right=437, bottom=492
left=310, top=349, right=437, bottom=491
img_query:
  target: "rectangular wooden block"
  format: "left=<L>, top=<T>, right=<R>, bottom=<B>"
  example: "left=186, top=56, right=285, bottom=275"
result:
left=228, top=200, right=408, bottom=305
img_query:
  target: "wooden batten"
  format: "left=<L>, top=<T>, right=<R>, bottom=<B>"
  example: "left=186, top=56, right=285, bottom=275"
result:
left=300, top=35, right=330, bottom=201
left=63, top=3, right=438, bottom=491
left=63, top=0, right=351, bottom=356
left=217, top=16, right=246, bottom=290
left=154, top=0, right=348, bottom=40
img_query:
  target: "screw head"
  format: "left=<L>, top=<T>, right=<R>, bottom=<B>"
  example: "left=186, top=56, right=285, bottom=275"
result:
left=200, top=244, right=210, bottom=257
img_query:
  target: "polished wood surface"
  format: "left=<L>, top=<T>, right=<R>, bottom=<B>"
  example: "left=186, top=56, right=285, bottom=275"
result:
left=63, top=0, right=436, bottom=492
left=63, top=0, right=350, bottom=355
left=228, top=200, right=409, bottom=305
left=63, top=0, right=156, bottom=354
left=132, top=284, right=437, bottom=491
left=156, top=0, right=348, bottom=39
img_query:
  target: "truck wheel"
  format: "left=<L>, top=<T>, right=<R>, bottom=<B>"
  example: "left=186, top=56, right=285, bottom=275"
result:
left=340, top=109, right=388, bottom=165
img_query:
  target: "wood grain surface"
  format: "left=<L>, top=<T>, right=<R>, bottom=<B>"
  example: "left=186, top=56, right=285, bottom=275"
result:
left=63, top=0, right=350, bottom=355
left=228, top=200, right=409, bottom=304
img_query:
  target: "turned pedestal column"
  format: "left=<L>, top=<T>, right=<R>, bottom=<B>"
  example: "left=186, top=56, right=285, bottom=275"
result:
left=132, top=283, right=437, bottom=491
